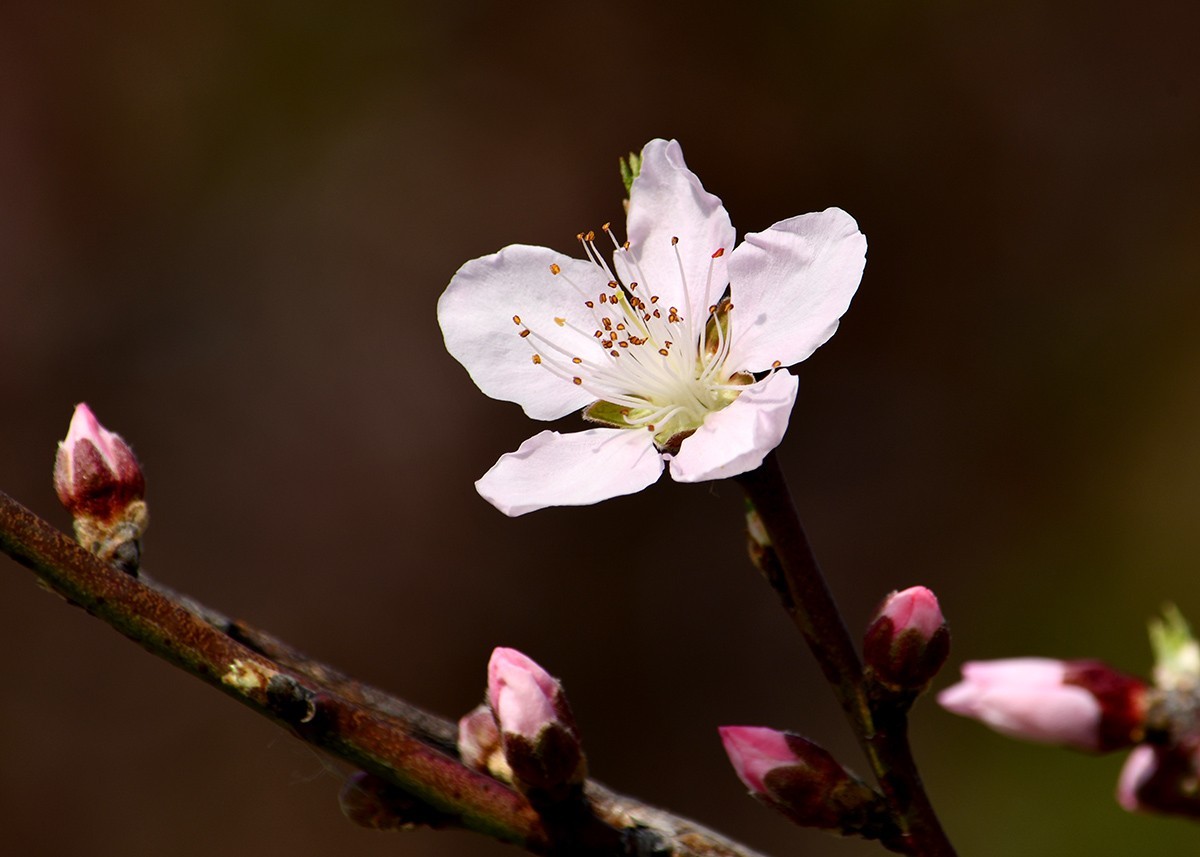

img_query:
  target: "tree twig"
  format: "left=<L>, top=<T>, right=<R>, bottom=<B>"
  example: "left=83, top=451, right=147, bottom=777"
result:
left=0, top=489, right=767, bottom=857
left=737, top=452, right=956, bottom=857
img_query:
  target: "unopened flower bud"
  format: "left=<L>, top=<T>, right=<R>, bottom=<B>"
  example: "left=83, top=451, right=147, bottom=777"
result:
left=863, top=586, right=949, bottom=695
left=938, top=658, right=1147, bottom=752
left=53, top=403, right=148, bottom=574
left=719, top=726, right=887, bottom=836
left=487, top=647, right=586, bottom=799
left=1117, top=740, right=1200, bottom=819
left=457, top=702, right=511, bottom=782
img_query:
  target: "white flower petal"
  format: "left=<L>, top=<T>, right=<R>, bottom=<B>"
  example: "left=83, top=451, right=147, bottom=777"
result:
left=668, top=370, right=799, bottom=482
left=439, top=244, right=605, bottom=420
left=725, top=208, right=866, bottom=373
left=476, top=428, right=664, bottom=516
left=617, top=139, right=735, bottom=320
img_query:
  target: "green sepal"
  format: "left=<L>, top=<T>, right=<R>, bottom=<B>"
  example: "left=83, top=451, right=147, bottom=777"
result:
left=619, top=150, right=643, bottom=195
left=1150, top=603, right=1200, bottom=691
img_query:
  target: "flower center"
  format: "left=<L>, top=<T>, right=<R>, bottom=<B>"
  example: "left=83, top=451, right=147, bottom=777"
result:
left=514, top=226, right=751, bottom=451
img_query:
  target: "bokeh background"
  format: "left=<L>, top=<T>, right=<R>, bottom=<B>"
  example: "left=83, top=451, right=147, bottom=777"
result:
left=2, top=1, right=1199, bottom=855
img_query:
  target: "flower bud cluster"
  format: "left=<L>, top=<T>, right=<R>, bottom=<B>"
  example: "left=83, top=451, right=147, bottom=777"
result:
left=936, top=605, right=1200, bottom=822
left=53, top=403, right=148, bottom=574
left=458, top=647, right=586, bottom=803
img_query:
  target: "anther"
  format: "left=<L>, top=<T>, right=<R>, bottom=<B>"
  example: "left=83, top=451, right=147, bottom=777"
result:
left=712, top=247, right=725, bottom=258
left=519, top=330, right=531, bottom=338
left=602, top=222, right=611, bottom=232
left=658, top=348, right=670, bottom=356
left=532, top=355, right=542, bottom=364
left=572, top=377, right=583, bottom=385
left=512, top=315, right=522, bottom=325
left=594, top=330, right=603, bottom=338
left=650, top=296, right=659, bottom=304
left=622, top=241, right=630, bottom=250
left=554, top=317, right=566, bottom=326
left=671, top=236, right=679, bottom=246
left=772, top=360, right=782, bottom=368
left=585, top=230, right=595, bottom=242
left=600, top=293, right=608, bottom=304
left=646, top=424, right=656, bottom=431
left=585, top=300, right=594, bottom=308
left=572, top=357, right=582, bottom=364
left=549, top=264, right=561, bottom=275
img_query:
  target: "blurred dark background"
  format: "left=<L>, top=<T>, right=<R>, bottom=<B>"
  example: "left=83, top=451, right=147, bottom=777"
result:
left=2, top=1, right=1198, bottom=854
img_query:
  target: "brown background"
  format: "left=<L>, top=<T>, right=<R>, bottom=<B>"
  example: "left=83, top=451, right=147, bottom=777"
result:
left=2, top=1, right=1199, bottom=855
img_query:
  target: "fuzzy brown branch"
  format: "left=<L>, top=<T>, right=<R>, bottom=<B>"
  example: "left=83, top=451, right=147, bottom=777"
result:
left=0, top=489, right=767, bottom=857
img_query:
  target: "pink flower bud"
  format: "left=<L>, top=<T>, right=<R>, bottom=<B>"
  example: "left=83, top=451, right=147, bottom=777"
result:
left=487, top=647, right=565, bottom=739
left=54, top=403, right=145, bottom=521
left=719, top=726, right=885, bottom=835
left=457, top=703, right=509, bottom=781
left=1117, top=741, right=1200, bottom=819
left=863, top=586, right=950, bottom=694
left=485, top=647, right=585, bottom=798
left=938, top=658, right=1146, bottom=752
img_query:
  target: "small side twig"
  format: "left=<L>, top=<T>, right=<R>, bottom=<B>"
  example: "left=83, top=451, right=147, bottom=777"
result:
left=736, top=452, right=956, bottom=857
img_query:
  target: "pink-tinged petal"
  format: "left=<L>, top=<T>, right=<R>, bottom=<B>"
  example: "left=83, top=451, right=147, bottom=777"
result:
left=618, top=139, right=735, bottom=318
left=938, top=658, right=1103, bottom=750
left=881, top=587, right=945, bottom=641
left=475, top=428, right=664, bottom=516
left=1117, top=746, right=1156, bottom=812
left=718, top=726, right=797, bottom=794
left=668, top=370, right=799, bottom=483
left=959, top=658, right=1068, bottom=688
left=438, top=244, right=602, bottom=421
left=969, top=685, right=1100, bottom=746
left=725, top=208, right=866, bottom=373
left=488, top=648, right=559, bottom=707
left=488, top=648, right=560, bottom=740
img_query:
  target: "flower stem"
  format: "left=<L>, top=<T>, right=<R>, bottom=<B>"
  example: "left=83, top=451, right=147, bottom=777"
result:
left=736, top=452, right=956, bottom=856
